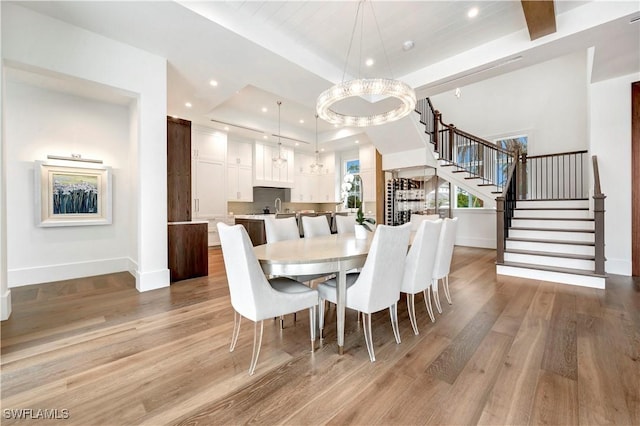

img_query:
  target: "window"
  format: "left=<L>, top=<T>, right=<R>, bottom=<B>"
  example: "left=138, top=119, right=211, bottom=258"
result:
left=495, top=135, right=528, bottom=186
left=456, top=188, right=484, bottom=208
left=342, top=158, right=361, bottom=208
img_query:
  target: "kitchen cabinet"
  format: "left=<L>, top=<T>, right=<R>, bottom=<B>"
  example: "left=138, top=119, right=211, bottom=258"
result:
left=192, top=127, right=227, bottom=219
left=227, top=140, right=253, bottom=202
left=291, top=152, right=338, bottom=203
left=234, top=218, right=266, bottom=246
left=254, top=142, right=294, bottom=188
left=168, top=222, right=208, bottom=281
left=167, top=117, right=192, bottom=222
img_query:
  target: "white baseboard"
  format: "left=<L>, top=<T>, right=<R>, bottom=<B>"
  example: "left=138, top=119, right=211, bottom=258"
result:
left=135, top=268, right=170, bottom=292
left=0, top=289, right=12, bottom=321
left=8, top=257, right=131, bottom=288
left=496, top=264, right=605, bottom=289
left=455, top=236, right=496, bottom=249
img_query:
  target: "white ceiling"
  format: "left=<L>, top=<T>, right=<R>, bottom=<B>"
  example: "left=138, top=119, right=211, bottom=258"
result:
left=8, top=0, right=640, bottom=154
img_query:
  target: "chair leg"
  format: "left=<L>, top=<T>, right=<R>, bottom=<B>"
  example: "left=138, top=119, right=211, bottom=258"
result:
left=362, top=312, right=375, bottom=362
left=443, top=275, right=452, bottom=305
left=407, top=293, right=419, bottom=335
left=390, top=303, right=402, bottom=344
left=248, top=320, right=264, bottom=376
left=424, top=287, right=435, bottom=323
left=280, top=315, right=285, bottom=329
left=432, top=279, right=443, bottom=314
left=309, top=306, right=317, bottom=352
left=230, top=311, right=242, bottom=351
left=318, top=298, right=325, bottom=340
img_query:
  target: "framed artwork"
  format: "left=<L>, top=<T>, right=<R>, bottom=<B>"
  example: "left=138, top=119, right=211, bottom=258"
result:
left=35, top=160, right=112, bottom=227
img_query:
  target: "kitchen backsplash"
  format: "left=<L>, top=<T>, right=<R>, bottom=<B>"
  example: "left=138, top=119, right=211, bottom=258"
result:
left=228, top=201, right=343, bottom=215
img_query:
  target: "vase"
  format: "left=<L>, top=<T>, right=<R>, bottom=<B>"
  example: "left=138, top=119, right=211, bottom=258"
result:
left=354, top=224, right=368, bottom=239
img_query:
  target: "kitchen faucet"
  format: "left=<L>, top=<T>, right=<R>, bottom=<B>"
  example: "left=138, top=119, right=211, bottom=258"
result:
left=275, top=197, right=282, bottom=214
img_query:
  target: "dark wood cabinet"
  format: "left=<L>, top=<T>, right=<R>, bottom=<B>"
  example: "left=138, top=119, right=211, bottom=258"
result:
left=167, top=116, right=208, bottom=282
left=235, top=218, right=266, bottom=246
left=168, top=223, right=208, bottom=282
left=167, top=117, right=192, bottom=222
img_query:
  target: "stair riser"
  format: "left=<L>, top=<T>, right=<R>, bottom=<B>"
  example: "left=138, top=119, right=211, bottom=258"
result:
left=505, top=240, right=595, bottom=256
left=511, top=219, right=594, bottom=230
left=509, top=229, right=594, bottom=243
left=516, top=200, right=589, bottom=209
left=496, top=265, right=605, bottom=289
left=504, top=253, right=594, bottom=270
left=513, top=209, right=591, bottom=219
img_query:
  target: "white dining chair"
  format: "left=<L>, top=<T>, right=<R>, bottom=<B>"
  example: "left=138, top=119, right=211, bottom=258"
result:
left=317, top=223, right=411, bottom=362
left=409, top=213, right=440, bottom=232
left=430, top=217, right=459, bottom=314
left=302, top=215, right=331, bottom=238
left=335, top=214, right=355, bottom=234
left=400, top=219, right=443, bottom=333
left=217, top=223, right=318, bottom=376
left=264, top=216, right=300, bottom=243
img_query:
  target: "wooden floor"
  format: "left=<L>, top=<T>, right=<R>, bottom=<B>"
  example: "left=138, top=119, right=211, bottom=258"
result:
left=1, top=247, right=638, bottom=425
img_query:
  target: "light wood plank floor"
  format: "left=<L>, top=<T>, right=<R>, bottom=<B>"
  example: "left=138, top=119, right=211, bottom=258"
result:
left=1, top=247, right=638, bottom=425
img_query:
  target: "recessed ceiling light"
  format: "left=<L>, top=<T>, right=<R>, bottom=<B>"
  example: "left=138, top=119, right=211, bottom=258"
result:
left=320, top=148, right=325, bottom=152
left=355, top=140, right=359, bottom=144
left=263, top=135, right=268, bottom=139
left=334, top=124, right=339, bottom=128
left=261, top=107, right=268, bottom=113
left=467, top=7, right=479, bottom=18
left=365, top=58, right=374, bottom=67
left=209, top=80, right=218, bottom=87
left=299, top=119, right=304, bottom=124
left=185, top=102, right=192, bottom=108
left=295, top=143, right=299, bottom=146
left=402, top=40, right=415, bottom=51
left=224, top=126, right=229, bottom=131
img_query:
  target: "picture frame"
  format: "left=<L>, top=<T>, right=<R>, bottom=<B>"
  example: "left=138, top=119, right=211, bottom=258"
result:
left=35, top=160, right=112, bottom=227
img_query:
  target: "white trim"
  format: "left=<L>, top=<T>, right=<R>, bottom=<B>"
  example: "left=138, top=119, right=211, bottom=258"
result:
left=496, top=264, right=605, bottom=289
left=0, top=289, right=12, bottom=321
left=455, top=237, right=496, bottom=249
left=8, top=257, right=130, bottom=287
left=135, top=268, right=170, bottom=292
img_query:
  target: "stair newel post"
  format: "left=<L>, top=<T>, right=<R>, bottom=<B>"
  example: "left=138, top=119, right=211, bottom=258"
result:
left=434, top=110, right=441, bottom=153
left=448, top=124, right=455, bottom=163
left=496, top=196, right=505, bottom=264
left=593, top=193, right=606, bottom=275
left=518, top=152, right=527, bottom=199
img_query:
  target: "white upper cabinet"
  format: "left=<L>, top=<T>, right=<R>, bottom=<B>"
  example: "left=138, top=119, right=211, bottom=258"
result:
left=227, top=139, right=253, bottom=202
left=192, top=126, right=226, bottom=161
left=254, top=142, right=294, bottom=188
left=359, top=145, right=378, bottom=203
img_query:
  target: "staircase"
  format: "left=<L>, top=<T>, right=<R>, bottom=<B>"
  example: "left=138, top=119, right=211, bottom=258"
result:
left=497, top=199, right=605, bottom=288
left=412, top=97, right=606, bottom=289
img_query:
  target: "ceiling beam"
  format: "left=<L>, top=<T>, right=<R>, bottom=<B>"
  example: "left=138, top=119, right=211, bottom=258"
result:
left=521, top=0, right=557, bottom=40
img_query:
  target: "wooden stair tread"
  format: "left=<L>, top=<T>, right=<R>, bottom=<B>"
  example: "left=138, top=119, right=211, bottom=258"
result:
left=511, top=226, right=594, bottom=233
left=499, top=261, right=605, bottom=278
left=506, top=237, right=595, bottom=246
left=513, top=217, right=594, bottom=221
left=504, top=248, right=595, bottom=260
left=515, top=207, right=589, bottom=211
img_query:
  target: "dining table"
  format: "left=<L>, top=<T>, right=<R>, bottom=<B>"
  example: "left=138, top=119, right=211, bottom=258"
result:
left=253, top=232, right=375, bottom=355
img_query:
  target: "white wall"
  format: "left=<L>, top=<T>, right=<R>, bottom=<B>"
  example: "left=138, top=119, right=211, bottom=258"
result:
left=0, top=2, right=11, bottom=320
left=589, top=72, right=638, bottom=275
left=2, top=3, right=168, bottom=292
left=452, top=209, right=496, bottom=249
left=430, top=51, right=589, bottom=156
left=5, top=82, right=132, bottom=286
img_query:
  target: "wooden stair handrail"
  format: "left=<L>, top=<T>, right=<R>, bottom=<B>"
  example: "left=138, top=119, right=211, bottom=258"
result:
left=592, top=155, right=602, bottom=196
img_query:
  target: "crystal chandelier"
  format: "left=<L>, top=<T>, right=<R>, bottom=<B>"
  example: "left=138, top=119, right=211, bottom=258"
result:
left=272, top=100, right=287, bottom=168
left=316, top=1, right=416, bottom=128
left=310, top=114, right=324, bottom=174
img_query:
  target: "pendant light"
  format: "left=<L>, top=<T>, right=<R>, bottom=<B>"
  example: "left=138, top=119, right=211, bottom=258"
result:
left=310, top=114, right=324, bottom=174
left=316, top=0, right=416, bottom=127
left=272, top=100, right=288, bottom=168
